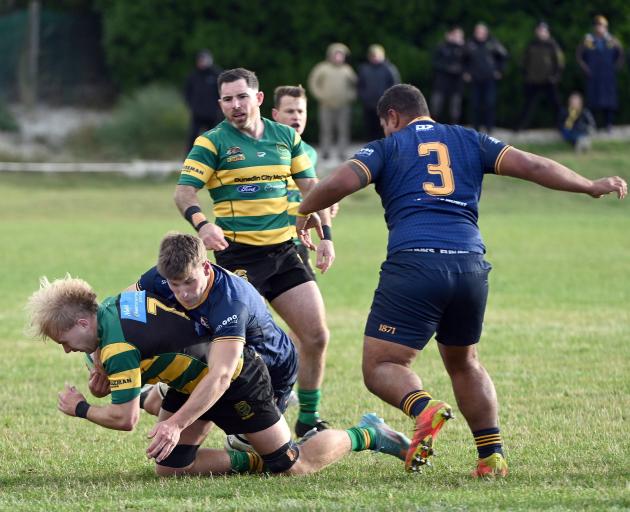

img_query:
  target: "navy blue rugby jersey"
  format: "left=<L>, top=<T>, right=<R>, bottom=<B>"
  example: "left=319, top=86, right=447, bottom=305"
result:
left=349, top=117, right=511, bottom=255
left=137, top=264, right=294, bottom=373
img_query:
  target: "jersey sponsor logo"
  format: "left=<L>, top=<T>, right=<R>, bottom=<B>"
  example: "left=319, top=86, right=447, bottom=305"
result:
left=234, top=400, right=255, bottom=420
left=356, top=147, right=374, bottom=157
left=227, top=154, right=246, bottom=163
left=257, top=151, right=266, bottom=158
left=182, top=164, right=205, bottom=175
left=215, top=314, right=238, bottom=332
left=264, top=183, right=285, bottom=191
left=120, top=291, right=147, bottom=323
left=226, top=146, right=242, bottom=156
left=488, top=136, right=501, bottom=144
left=237, top=184, right=260, bottom=193
left=416, top=124, right=434, bottom=131
left=110, top=377, right=133, bottom=388
left=276, top=144, right=291, bottom=160
left=234, top=174, right=286, bottom=183
left=378, top=323, right=397, bottom=335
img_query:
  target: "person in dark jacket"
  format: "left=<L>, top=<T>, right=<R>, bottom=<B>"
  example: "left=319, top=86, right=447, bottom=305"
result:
left=184, top=50, right=223, bottom=151
left=430, top=26, right=466, bottom=125
left=517, top=22, right=564, bottom=130
left=560, top=92, right=596, bottom=153
left=464, top=23, right=508, bottom=133
left=576, top=15, right=624, bottom=132
left=357, top=45, right=400, bottom=140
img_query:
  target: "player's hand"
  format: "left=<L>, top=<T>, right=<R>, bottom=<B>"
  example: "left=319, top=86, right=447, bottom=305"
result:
left=296, top=212, right=322, bottom=250
left=330, top=203, right=340, bottom=218
left=146, top=419, right=181, bottom=463
left=88, top=367, right=110, bottom=398
left=198, top=222, right=229, bottom=251
left=58, top=384, right=87, bottom=417
left=316, top=239, right=335, bottom=274
left=588, top=176, right=627, bottom=199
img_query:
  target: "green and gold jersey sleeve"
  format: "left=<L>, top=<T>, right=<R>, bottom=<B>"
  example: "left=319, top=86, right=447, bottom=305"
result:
left=287, top=141, right=318, bottom=235
left=97, top=297, right=142, bottom=404
left=178, top=128, right=221, bottom=188
left=290, top=131, right=316, bottom=180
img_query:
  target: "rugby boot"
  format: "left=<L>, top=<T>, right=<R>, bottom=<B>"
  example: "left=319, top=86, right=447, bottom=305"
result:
left=471, top=452, right=508, bottom=478
left=359, top=412, right=410, bottom=461
left=405, top=400, right=454, bottom=472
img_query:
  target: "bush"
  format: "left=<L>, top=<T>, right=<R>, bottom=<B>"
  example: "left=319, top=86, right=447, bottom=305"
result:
left=0, top=100, right=18, bottom=132
left=95, top=83, right=188, bottom=159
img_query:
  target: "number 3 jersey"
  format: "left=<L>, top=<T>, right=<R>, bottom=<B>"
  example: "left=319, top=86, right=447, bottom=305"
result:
left=349, top=117, right=511, bottom=255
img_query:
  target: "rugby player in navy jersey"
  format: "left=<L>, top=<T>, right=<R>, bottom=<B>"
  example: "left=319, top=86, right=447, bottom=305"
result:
left=296, top=84, right=626, bottom=477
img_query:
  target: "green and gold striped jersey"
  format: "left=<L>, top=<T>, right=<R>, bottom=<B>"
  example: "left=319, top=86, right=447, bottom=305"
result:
left=97, top=291, right=243, bottom=404
left=287, top=141, right=318, bottom=240
left=178, top=118, right=317, bottom=246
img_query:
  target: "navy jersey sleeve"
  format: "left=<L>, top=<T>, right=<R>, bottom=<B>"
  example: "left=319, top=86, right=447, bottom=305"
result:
left=209, top=299, right=247, bottom=344
left=478, top=133, right=511, bottom=174
left=348, top=139, right=388, bottom=184
left=136, top=267, right=173, bottom=299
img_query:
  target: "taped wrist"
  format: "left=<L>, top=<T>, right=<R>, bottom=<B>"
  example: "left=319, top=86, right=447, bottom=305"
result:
left=75, top=401, right=90, bottom=419
left=322, top=225, right=332, bottom=241
left=184, top=205, right=202, bottom=226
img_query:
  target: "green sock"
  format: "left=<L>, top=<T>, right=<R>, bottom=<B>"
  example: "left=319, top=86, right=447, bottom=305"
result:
left=297, top=388, right=321, bottom=425
left=227, top=450, right=264, bottom=473
left=345, top=426, right=377, bottom=452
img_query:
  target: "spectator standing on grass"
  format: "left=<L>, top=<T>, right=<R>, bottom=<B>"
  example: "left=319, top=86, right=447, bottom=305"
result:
left=184, top=49, right=223, bottom=151
left=576, top=15, right=624, bottom=132
left=464, top=23, right=508, bottom=134
left=308, top=43, right=357, bottom=160
left=430, top=26, right=466, bottom=125
left=295, top=84, right=626, bottom=478
left=358, top=44, right=400, bottom=141
left=560, top=92, right=596, bottom=153
left=517, top=22, right=564, bottom=131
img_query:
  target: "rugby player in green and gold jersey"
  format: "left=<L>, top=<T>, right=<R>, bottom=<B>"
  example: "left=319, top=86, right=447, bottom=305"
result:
left=174, top=68, right=334, bottom=437
left=27, top=276, right=411, bottom=476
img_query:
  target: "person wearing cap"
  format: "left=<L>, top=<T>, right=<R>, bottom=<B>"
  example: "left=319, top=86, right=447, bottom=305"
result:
left=516, top=21, right=565, bottom=131
left=576, top=15, right=624, bottom=132
left=184, top=49, right=223, bottom=151
left=308, top=43, right=357, bottom=160
left=357, top=45, right=400, bottom=141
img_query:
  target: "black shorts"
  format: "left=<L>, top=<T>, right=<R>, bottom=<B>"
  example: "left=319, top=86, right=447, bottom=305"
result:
left=365, top=251, right=492, bottom=350
left=296, top=243, right=316, bottom=281
left=214, top=240, right=314, bottom=302
left=161, top=346, right=281, bottom=434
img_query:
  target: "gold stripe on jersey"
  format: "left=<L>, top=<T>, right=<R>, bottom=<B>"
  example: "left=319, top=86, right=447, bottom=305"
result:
left=293, top=131, right=301, bottom=146
left=291, top=153, right=312, bottom=174
left=214, top=196, right=289, bottom=218
left=206, top=165, right=291, bottom=189
left=229, top=226, right=292, bottom=245
left=194, top=136, right=218, bottom=155
left=156, top=354, right=193, bottom=384
left=108, top=368, right=141, bottom=391
left=140, top=356, right=158, bottom=374
left=101, top=342, right=137, bottom=364
left=181, top=158, right=215, bottom=183
left=349, top=159, right=372, bottom=184
left=286, top=176, right=299, bottom=191
left=494, top=146, right=512, bottom=175
left=180, top=367, right=209, bottom=394
left=287, top=202, right=300, bottom=215
left=212, top=336, right=246, bottom=344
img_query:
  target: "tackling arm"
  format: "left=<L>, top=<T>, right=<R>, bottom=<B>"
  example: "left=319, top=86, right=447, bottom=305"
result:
left=499, top=148, right=627, bottom=199
left=174, top=184, right=228, bottom=250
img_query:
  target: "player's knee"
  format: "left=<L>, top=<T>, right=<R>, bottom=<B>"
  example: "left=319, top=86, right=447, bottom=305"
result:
left=303, top=326, right=329, bottom=352
left=154, top=444, right=199, bottom=476
left=261, top=441, right=300, bottom=474
left=442, top=346, right=481, bottom=375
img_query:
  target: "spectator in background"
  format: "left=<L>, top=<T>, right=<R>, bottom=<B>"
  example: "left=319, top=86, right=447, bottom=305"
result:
left=517, top=22, right=564, bottom=131
left=184, top=49, right=223, bottom=151
left=560, top=92, right=596, bottom=153
left=464, top=23, right=508, bottom=134
left=308, top=43, right=357, bottom=160
left=431, top=26, right=466, bottom=125
left=576, top=15, right=624, bottom=132
left=358, top=44, right=400, bottom=140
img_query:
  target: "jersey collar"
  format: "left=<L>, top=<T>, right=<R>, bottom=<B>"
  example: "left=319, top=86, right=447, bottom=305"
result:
left=408, top=116, right=435, bottom=125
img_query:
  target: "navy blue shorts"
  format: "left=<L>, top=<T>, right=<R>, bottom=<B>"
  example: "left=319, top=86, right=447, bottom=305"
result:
left=364, top=251, right=492, bottom=350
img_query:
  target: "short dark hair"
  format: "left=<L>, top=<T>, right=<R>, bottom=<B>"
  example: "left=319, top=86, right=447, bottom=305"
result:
left=218, top=68, right=259, bottom=92
left=273, top=85, right=307, bottom=108
left=376, top=84, right=429, bottom=119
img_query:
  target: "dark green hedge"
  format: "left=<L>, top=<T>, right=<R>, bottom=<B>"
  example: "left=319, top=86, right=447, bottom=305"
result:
left=95, top=0, right=630, bottom=133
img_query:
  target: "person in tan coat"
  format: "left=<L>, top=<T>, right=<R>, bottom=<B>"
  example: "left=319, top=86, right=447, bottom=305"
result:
left=308, top=43, right=357, bottom=160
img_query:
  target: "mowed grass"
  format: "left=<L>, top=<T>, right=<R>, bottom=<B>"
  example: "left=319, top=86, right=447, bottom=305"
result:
left=0, top=141, right=628, bottom=511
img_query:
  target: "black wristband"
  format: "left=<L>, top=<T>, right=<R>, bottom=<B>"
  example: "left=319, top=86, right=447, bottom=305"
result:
left=194, top=220, right=209, bottom=232
left=322, top=225, right=332, bottom=241
left=184, top=205, right=202, bottom=226
left=75, top=400, right=91, bottom=419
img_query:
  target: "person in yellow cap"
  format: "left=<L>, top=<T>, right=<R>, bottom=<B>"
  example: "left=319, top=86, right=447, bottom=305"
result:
left=576, top=15, right=624, bottom=132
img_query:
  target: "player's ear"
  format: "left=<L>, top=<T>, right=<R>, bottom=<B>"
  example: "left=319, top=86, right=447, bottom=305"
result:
left=202, top=260, right=211, bottom=275
left=256, top=90, right=264, bottom=106
left=271, top=108, right=279, bottom=121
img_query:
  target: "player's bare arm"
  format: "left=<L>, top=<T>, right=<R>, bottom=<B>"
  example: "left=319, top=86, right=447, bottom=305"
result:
left=58, top=384, right=140, bottom=431
left=499, top=148, right=627, bottom=199
left=174, top=184, right=228, bottom=250
left=146, top=340, right=244, bottom=462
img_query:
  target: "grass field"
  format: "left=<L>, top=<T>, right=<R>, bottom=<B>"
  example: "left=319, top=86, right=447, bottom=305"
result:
left=0, top=141, right=628, bottom=511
